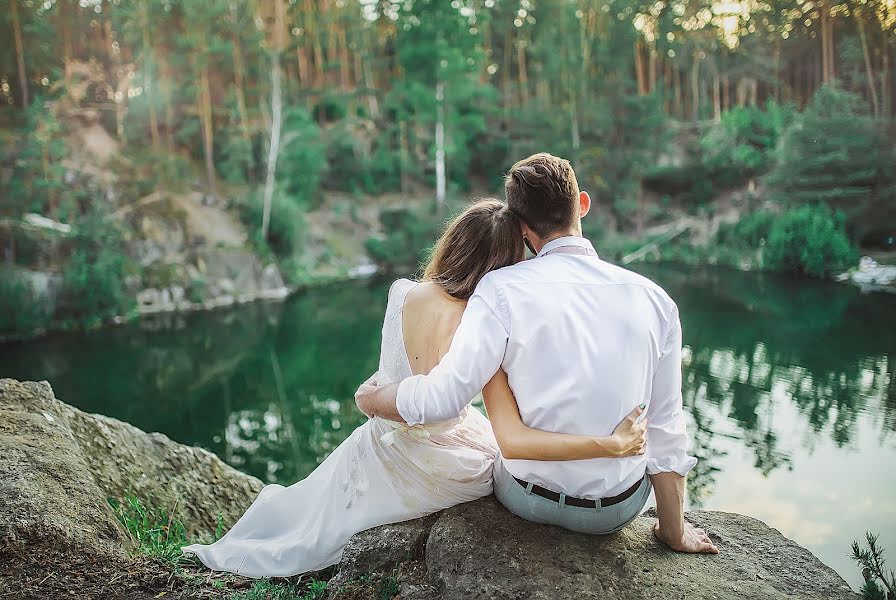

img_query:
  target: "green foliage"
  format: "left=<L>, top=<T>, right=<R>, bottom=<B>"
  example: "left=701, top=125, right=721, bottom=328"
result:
left=716, top=211, right=777, bottom=249
left=0, top=268, right=51, bottom=337
left=701, top=101, right=794, bottom=175
left=851, top=532, right=896, bottom=600
left=229, top=578, right=328, bottom=600
left=109, top=495, right=188, bottom=564
left=645, top=102, right=793, bottom=207
left=56, top=210, right=134, bottom=328
left=763, top=205, right=857, bottom=278
left=364, top=208, right=441, bottom=274
left=768, top=85, right=896, bottom=236
left=240, top=190, right=306, bottom=259
left=278, top=106, right=327, bottom=204
left=2, top=99, right=68, bottom=216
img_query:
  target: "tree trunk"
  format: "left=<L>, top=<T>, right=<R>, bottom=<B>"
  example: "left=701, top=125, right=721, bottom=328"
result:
left=262, top=49, right=282, bottom=239
left=673, top=65, right=683, bottom=118
left=882, top=46, right=891, bottom=117
left=634, top=39, right=647, bottom=96
left=713, top=73, right=721, bottom=122
left=434, top=82, right=446, bottom=212
left=60, top=0, right=73, bottom=86
left=856, top=15, right=880, bottom=117
left=337, top=26, right=351, bottom=91
left=262, top=0, right=286, bottom=239
left=10, top=0, right=29, bottom=108
left=690, top=50, right=701, bottom=121
left=820, top=2, right=835, bottom=84
left=199, top=65, right=217, bottom=196
left=230, top=3, right=253, bottom=150
left=722, top=73, right=730, bottom=111
left=159, top=51, right=176, bottom=151
left=142, top=1, right=161, bottom=150
left=517, top=38, right=529, bottom=105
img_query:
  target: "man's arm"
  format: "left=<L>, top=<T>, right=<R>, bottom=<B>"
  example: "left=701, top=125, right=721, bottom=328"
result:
left=356, top=281, right=509, bottom=425
left=646, top=305, right=717, bottom=554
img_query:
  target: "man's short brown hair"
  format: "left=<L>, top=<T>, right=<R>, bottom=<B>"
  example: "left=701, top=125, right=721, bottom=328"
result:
left=505, top=152, right=580, bottom=238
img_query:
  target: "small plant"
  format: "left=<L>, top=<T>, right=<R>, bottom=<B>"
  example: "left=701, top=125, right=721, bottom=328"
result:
left=851, top=532, right=896, bottom=600
left=229, top=577, right=328, bottom=600
left=108, top=495, right=188, bottom=564
left=378, top=574, right=399, bottom=600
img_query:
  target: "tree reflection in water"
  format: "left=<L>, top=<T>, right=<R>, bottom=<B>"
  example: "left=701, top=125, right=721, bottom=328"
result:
left=640, top=265, right=896, bottom=502
left=1, top=268, right=892, bottom=498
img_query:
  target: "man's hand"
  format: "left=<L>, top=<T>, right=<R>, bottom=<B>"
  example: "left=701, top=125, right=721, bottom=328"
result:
left=654, top=521, right=719, bottom=554
left=354, top=373, right=405, bottom=422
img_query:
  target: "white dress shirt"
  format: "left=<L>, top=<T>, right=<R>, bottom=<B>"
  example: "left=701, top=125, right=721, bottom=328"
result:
left=396, top=236, right=697, bottom=499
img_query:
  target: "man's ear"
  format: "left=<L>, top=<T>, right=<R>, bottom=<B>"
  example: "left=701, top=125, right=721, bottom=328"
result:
left=579, top=190, right=592, bottom=219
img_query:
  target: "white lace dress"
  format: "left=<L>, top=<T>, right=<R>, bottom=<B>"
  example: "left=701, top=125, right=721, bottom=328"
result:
left=183, top=279, right=498, bottom=577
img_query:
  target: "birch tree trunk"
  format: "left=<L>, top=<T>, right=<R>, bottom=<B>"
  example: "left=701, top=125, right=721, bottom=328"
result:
left=262, top=2, right=286, bottom=240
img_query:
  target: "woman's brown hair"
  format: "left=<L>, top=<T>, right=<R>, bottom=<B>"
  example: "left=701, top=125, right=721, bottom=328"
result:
left=422, top=199, right=525, bottom=300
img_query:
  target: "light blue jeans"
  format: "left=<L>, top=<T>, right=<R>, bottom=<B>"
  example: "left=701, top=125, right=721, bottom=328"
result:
left=493, top=458, right=651, bottom=535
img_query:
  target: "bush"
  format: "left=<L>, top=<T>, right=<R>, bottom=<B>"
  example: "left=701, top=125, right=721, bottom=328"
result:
left=701, top=101, right=794, bottom=175
left=55, top=211, right=133, bottom=328
left=240, top=190, right=306, bottom=259
left=365, top=208, right=441, bottom=273
left=0, top=269, right=51, bottom=337
left=278, top=106, right=327, bottom=203
left=767, top=85, right=896, bottom=237
left=763, top=205, right=857, bottom=278
left=716, top=211, right=776, bottom=249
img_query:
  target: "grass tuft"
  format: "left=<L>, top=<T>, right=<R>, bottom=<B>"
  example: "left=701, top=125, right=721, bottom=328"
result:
left=108, top=494, right=189, bottom=564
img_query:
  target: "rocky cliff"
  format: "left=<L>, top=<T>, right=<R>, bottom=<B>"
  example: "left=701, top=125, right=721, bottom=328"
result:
left=0, top=379, right=856, bottom=599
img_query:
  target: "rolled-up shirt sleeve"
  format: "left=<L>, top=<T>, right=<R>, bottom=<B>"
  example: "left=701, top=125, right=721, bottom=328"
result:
left=396, top=280, right=509, bottom=425
left=646, top=304, right=697, bottom=476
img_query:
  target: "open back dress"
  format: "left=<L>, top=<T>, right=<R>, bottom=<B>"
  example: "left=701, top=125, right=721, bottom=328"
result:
left=183, top=278, right=498, bottom=577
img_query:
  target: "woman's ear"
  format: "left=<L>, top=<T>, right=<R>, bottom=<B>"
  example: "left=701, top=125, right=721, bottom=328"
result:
left=579, top=190, right=592, bottom=218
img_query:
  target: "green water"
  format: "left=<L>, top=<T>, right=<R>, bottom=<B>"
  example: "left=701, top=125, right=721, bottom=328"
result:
left=2, top=265, right=894, bottom=588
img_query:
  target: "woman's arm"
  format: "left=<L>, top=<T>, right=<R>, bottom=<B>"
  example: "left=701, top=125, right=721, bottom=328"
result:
left=482, top=369, right=647, bottom=461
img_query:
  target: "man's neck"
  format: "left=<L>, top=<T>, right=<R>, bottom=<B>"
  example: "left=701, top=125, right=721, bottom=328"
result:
left=534, top=228, right=582, bottom=254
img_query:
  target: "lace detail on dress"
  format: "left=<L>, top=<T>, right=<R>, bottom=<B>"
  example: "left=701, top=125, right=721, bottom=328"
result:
left=377, top=278, right=418, bottom=385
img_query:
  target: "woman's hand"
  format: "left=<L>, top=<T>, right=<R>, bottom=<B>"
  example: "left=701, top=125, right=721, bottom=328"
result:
left=607, top=404, right=648, bottom=457
left=355, top=372, right=379, bottom=417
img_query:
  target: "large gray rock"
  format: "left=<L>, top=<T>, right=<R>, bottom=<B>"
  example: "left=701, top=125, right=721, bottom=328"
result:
left=0, top=379, right=262, bottom=559
left=331, top=496, right=855, bottom=600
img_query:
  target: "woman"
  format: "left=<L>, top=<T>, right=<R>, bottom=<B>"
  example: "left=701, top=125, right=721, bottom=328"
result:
left=183, top=199, right=647, bottom=578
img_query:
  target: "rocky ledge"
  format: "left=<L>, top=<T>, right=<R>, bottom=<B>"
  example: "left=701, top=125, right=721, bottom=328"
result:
left=0, top=379, right=855, bottom=599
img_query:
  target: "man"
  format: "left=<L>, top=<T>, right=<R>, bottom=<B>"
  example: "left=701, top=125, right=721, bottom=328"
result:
left=356, top=153, right=718, bottom=554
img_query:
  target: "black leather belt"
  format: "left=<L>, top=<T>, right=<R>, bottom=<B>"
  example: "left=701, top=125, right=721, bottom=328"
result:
left=513, top=474, right=646, bottom=508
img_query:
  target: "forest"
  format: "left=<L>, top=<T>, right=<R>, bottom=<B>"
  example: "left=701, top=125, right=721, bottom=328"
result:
left=1, top=0, right=895, bottom=337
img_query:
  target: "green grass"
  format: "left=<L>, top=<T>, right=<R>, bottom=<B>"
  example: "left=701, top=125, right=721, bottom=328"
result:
left=109, top=494, right=331, bottom=599
left=229, top=578, right=327, bottom=600
left=108, top=495, right=189, bottom=564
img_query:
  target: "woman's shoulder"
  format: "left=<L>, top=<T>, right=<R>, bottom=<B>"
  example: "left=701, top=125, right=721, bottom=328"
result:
left=388, top=277, right=418, bottom=298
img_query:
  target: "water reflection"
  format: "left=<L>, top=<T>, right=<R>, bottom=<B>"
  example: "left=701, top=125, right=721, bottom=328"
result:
left=1, top=267, right=894, bottom=589
left=646, top=265, right=896, bottom=503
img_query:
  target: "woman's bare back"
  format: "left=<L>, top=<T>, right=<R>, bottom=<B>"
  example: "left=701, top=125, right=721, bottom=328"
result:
left=401, top=281, right=466, bottom=376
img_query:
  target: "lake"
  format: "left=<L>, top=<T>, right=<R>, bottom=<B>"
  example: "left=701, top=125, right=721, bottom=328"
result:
left=1, top=264, right=893, bottom=589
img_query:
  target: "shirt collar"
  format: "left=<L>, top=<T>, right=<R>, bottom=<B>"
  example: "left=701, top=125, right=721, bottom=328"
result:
left=537, top=236, right=598, bottom=258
